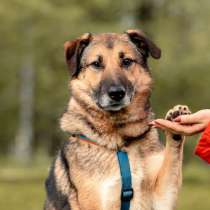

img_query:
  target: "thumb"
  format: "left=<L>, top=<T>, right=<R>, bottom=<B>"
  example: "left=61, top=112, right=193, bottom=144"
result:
left=174, top=113, right=199, bottom=124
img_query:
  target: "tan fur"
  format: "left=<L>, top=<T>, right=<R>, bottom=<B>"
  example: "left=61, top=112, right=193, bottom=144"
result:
left=44, top=31, right=188, bottom=210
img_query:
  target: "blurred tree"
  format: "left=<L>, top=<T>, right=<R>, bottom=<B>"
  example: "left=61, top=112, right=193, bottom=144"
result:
left=0, top=0, right=210, bottom=163
left=14, top=55, right=34, bottom=162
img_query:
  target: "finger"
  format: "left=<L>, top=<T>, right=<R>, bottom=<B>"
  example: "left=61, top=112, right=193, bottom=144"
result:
left=154, top=119, right=181, bottom=130
left=153, top=121, right=183, bottom=134
left=149, top=121, right=155, bottom=126
left=154, top=119, right=200, bottom=135
left=150, top=120, right=165, bottom=128
left=153, top=120, right=181, bottom=132
left=153, top=119, right=206, bottom=136
left=174, top=113, right=200, bottom=124
left=181, top=123, right=206, bottom=135
left=152, top=123, right=167, bottom=131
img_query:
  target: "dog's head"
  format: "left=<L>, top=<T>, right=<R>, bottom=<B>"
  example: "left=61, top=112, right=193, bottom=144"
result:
left=64, top=29, right=161, bottom=112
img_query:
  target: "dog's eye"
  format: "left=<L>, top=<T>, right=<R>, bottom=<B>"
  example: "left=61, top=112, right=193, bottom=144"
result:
left=90, top=61, right=102, bottom=69
left=121, top=58, right=134, bottom=68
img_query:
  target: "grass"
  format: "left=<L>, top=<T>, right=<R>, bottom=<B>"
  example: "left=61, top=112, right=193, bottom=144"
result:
left=0, top=157, right=49, bottom=210
left=177, top=161, right=210, bottom=210
left=0, top=158, right=209, bottom=210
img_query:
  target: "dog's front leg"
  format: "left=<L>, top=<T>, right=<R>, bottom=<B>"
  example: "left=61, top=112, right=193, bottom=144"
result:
left=44, top=151, right=81, bottom=210
left=68, top=188, right=81, bottom=210
left=152, top=136, right=184, bottom=210
left=152, top=105, right=191, bottom=210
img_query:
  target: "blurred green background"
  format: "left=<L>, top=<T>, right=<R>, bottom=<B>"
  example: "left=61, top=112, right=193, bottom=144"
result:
left=0, top=0, right=209, bottom=210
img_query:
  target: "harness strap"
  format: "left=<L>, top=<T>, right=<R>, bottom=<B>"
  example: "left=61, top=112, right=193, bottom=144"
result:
left=77, top=134, right=134, bottom=210
left=117, top=151, right=133, bottom=210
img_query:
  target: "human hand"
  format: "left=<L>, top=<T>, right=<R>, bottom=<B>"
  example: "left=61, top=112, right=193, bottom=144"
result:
left=150, top=109, right=210, bottom=136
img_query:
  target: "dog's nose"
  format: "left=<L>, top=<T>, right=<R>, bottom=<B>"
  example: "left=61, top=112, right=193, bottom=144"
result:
left=108, top=86, right=126, bottom=101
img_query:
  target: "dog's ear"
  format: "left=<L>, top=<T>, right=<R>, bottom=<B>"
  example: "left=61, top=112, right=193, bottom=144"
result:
left=125, top=29, right=161, bottom=59
left=64, top=33, right=92, bottom=77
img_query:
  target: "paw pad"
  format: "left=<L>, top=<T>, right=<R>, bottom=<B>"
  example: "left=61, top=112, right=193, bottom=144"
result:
left=165, top=105, right=191, bottom=121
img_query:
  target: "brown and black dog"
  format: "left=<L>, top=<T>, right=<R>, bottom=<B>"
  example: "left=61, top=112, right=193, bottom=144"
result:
left=44, top=29, right=190, bottom=210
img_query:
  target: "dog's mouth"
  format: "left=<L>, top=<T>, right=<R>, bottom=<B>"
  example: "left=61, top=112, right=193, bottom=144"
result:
left=102, top=103, right=127, bottom=111
left=96, top=94, right=132, bottom=111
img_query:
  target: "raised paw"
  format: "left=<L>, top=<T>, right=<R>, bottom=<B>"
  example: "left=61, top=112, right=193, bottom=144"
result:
left=165, top=105, right=191, bottom=141
left=165, top=105, right=191, bottom=121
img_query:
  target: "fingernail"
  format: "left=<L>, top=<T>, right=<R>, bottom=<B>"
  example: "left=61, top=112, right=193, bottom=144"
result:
left=174, top=117, right=181, bottom=122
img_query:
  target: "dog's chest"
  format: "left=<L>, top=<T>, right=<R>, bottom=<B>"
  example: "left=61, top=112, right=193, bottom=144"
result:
left=98, top=157, right=145, bottom=210
left=73, top=147, right=145, bottom=210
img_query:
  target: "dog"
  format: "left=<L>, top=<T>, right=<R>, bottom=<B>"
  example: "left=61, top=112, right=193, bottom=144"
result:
left=44, top=29, right=191, bottom=210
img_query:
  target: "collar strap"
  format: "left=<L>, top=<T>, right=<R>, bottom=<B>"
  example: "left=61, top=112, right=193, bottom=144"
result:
left=78, top=134, right=98, bottom=145
left=77, top=126, right=151, bottom=147
left=123, top=126, right=151, bottom=142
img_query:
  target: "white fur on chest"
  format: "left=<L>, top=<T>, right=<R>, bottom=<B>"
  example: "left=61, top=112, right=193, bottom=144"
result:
left=100, top=176, right=121, bottom=210
left=99, top=154, right=144, bottom=210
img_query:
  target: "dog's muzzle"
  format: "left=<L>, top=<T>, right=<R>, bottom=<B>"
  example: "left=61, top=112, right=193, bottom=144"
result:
left=95, top=84, right=134, bottom=111
left=108, top=85, right=126, bottom=102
